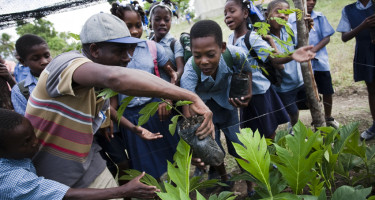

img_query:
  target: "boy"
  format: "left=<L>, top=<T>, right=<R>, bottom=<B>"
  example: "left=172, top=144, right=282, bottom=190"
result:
left=25, top=12, right=214, bottom=190
left=11, top=34, right=52, bottom=115
left=288, top=0, right=340, bottom=128
left=0, top=108, right=159, bottom=199
left=181, top=20, right=253, bottom=184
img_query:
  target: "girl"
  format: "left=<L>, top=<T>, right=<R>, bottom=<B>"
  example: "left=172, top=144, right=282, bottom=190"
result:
left=337, top=0, right=375, bottom=140
left=147, top=0, right=185, bottom=82
left=224, top=0, right=290, bottom=139
left=98, top=1, right=180, bottom=180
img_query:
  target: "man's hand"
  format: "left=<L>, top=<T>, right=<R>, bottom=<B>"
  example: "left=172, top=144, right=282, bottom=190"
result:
left=188, top=97, right=215, bottom=140
left=132, top=126, right=163, bottom=140
left=158, top=100, right=172, bottom=121
left=292, top=45, right=316, bottom=62
left=120, top=172, right=160, bottom=199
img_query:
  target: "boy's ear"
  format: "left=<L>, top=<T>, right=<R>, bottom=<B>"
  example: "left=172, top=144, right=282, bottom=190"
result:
left=221, top=42, right=227, bottom=53
left=89, top=43, right=100, bottom=59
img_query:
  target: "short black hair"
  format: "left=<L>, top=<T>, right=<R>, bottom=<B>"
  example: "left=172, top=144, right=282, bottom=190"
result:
left=15, top=34, right=47, bottom=60
left=267, top=0, right=289, bottom=13
left=0, top=108, right=23, bottom=149
left=190, top=20, right=223, bottom=47
left=111, top=1, right=146, bottom=24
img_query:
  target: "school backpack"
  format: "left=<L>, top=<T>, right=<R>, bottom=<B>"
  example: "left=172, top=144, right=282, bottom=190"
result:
left=170, top=32, right=192, bottom=63
left=244, top=30, right=283, bottom=87
left=17, top=80, right=30, bottom=100
left=146, top=40, right=160, bottom=77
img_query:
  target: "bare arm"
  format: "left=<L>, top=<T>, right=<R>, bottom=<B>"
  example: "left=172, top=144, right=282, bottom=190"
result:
left=175, top=56, right=185, bottom=81
left=342, top=14, right=375, bottom=42
left=0, top=64, right=16, bottom=87
left=73, top=63, right=214, bottom=138
left=64, top=172, right=158, bottom=200
left=311, top=36, right=330, bottom=53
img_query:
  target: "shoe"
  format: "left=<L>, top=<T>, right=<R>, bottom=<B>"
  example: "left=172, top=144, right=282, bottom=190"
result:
left=326, top=117, right=340, bottom=129
left=360, top=129, right=375, bottom=141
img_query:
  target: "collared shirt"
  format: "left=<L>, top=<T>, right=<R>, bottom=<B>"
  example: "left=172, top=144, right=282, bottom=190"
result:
left=155, top=33, right=184, bottom=81
left=118, top=41, right=169, bottom=107
left=0, top=158, right=69, bottom=200
left=14, top=63, right=30, bottom=82
left=271, top=24, right=304, bottom=93
left=228, top=31, right=271, bottom=95
left=337, top=0, right=373, bottom=32
left=11, top=72, right=38, bottom=115
left=180, top=45, right=253, bottom=110
left=289, top=11, right=335, bottom=71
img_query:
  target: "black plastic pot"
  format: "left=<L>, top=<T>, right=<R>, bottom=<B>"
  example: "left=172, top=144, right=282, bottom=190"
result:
left=229, top=72, right=249, bottom=99
left=177, top=116, right=224, bottom=166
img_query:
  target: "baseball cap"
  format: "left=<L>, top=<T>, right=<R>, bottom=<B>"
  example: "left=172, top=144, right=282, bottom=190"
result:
left=80, top=12, right=143, bottom=44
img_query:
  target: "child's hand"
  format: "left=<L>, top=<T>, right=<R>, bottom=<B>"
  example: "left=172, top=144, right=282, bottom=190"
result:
left=362, top=14, right=375, bottom=29
left=119, top=172, right=160, bottom=199
left=98, top=121, right=114, bottom=141
left=132, top=126, right=163, bottom=140
left=229, top=93, right=252, bottom=108
left=191, top=157, right=206, bottom=170
left=292, top=45, right=316, bottom=62
left=305, top=14, right=314, bottom=31
left=158, top=100, right=172, bottom=121
left=0, top=63, right=13, bottom=82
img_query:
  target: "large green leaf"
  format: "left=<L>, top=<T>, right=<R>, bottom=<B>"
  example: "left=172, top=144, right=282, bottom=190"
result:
left=332, top=122, right=359, bottom=154
left=119, top=169, right=162, bottom=190
left=97, top=88, right=118, bottom=99
left=331, top=185, right=371, bottom=200
left=342, top=124, right=366, bottom=159
left=169, top=115, right=181, bottom=136
left=233, top=128, right=272, bottom=196
left=116, top=96, right=134, bottom=126
left=138, top=101, right=160, bottom=126
left=274, top=121, right=323, bottom=194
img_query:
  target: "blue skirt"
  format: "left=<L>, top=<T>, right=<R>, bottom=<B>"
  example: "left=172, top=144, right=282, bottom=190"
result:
left=240, top=87, right=290, bottom=138
left=354, top=40, right=375, bottom=82
left=120, top=98, right=180, bottom=179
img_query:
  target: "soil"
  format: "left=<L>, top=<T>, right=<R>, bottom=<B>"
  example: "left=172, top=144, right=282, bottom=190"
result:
left=197, top=86, right=373, bottom=199
left=180, top=115, right=205, bottom=130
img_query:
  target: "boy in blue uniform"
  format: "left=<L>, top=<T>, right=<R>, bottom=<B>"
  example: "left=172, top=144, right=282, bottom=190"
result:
left=0, top=108, right=159, bottom=199
left=181, top=20, right=253, bottom=184
left=11, top=34, right=52, bottom=116
left=337, top=0, right=375, bottom=140
left=289, top=0, right=339, bottom=128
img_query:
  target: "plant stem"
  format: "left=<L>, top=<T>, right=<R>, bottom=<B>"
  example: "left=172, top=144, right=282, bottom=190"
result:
left=161, top=99, right=187, bottom=120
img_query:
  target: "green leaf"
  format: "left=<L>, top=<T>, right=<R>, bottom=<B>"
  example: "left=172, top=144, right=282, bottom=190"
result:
left=254, top=22, right=271, bottom=37
left=190, top=178, right=219, bottom=191
left=138, top=101, right=160, bottom=126
left=233, top=128, right=272, bottom=196
left=116, top=96, right=134, bottom=126
left=274, top=121, right=323, bottom=194
left=331, top=185, right=371, bottom=200
left=307, top=176, right=325, bottom=196
left=317, top=188, right=327, bottom=200
left=260, top=192, right=300, bottom=200
left=166, top=104, right=173, bottom=111
left=175, top=100, right=193, bottom=107
left=169, top=115, right=181, bottom=136
left=119, top=169, right=162, bottom=190
left=97, top=88, right=118, bottom=99
left=342, top=124, right=366, bottom=159
left=235, top=52, right=241, bottom=61
left=158, top=182, right=180, bottom=200
left=332, top=122, right=360, bottom=154
left=196, top=191, right=206, bottom=200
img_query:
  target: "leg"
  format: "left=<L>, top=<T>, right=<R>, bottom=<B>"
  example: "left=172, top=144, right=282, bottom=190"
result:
left=366, top=81, right=375, bottom=121
left=323, top=94, right=333, bottom=118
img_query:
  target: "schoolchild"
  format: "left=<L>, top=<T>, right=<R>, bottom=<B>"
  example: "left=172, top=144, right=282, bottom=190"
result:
left=181, top=19, right=253, bottom=185
left=147, top=0, right=185, bottom=81
left=265, top=0, right=314, bottom=127
left=337, top=0, right=375, bottom=140
left=289, top=0, right=339, bottom=128
left=108, top=1, right=180, bottom=180
left=14, top=51, right=30, bottom=83
left=11, top=34, right=52, bottom=116
left=224, top=0, right=290, bottom=139
left=0, top=108, right=159, bottom=200
left=25, top=12, right=214, bottom=190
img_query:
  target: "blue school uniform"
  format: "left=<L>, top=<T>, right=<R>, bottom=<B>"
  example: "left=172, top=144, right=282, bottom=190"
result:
left=289, top=11, right=335, bottom=72
left=11, top=72, right=37, bottom=116
left=117, top=41, right=179, bottom=179
left=181, top=45, right=252, bottom=157
left=337, top=1, right=375, bottom=82
left=272, top=24, right=304, bottom=93
left=14, top=63, right=30, bottom=82
left=155, top=33, right=184, bottom=81
left=228, top=31, right=289, bottom=137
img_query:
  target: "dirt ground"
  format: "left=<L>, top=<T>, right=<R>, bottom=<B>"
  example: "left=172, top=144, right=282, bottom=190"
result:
left=198, top=86, right=372, bottom=199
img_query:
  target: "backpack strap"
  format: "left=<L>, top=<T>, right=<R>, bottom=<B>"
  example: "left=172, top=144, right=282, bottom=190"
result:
left=244, top=30, right=265, bottom=65
left=146, top=40, right=160, bottom=77
left=17, top=80, right=30, bottom=100
left=170, top=39, right=177, bottom=53
left=191, top=48, right=234, bottom=83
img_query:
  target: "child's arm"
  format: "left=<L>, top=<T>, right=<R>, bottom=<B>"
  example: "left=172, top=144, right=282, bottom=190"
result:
left=0, top=63, right=16, bottom=87
left=175, top=57, right=185, bottom=81
left=162, top=61, right=178, bottom=85
left=110, top=96, right=163, bottom=140
left=342, top=14, right=375, bottom=42
left=311, top=36, right=330, bottom=53
left=269, top=45, right=316, bottom=64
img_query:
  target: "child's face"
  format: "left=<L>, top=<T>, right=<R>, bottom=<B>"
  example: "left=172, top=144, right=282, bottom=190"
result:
left=122, top=11, right=143, bottom=39
left=191, top=36, right=225, bottom=78
left=21, top=43, right=51, bottom=77
left=1, top=118, right=39, bottom=159
left=224, top=0, right=248, bottom=30
left=267, top=2, right=290, bottom=30
left=151, top=7, right=172, bottom=39
left=95, top=43, right=136, bottom=67
left=307, top=0, right=316, bottom=14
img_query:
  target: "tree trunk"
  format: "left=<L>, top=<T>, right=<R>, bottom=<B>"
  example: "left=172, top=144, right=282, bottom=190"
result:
left=0, top=78, right=13, bottom=110
left=292, top=0, right=326, bottom=127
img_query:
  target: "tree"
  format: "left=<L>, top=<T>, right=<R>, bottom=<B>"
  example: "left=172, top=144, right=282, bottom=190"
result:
left=292, top=0, right=326, bottom=127
left=15, top=18, right=80, bottom=57
left=0, top=33, right=15, bottom=59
